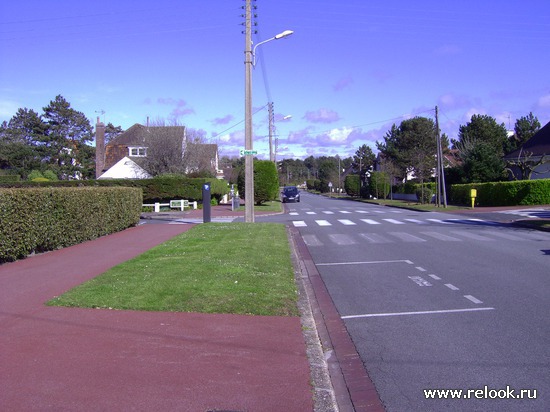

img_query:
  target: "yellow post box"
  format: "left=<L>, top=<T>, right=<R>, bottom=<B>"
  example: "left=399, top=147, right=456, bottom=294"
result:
left=470, top=189, right=477, bottom=208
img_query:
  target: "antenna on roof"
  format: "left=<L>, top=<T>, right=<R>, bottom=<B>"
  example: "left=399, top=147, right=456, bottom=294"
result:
left=95, top=110, right=105, bottom=124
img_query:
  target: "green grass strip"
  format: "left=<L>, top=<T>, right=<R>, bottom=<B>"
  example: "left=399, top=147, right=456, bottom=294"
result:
left=47, top=223, right=299, bottom=316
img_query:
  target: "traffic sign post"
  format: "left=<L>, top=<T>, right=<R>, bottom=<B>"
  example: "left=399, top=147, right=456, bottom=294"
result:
left=240, top=149, right=258, bottom=156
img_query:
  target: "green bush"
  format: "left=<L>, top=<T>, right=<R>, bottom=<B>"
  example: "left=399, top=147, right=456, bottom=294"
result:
left=369, top=171, right=391, bottom=199
left=449, top=179, right=550, bottom=206
left=27, top=170, right=44, bottom=181
left=0, top=175, right=21, bottom=183
left=0, top=187, right=142, bottom=263
left=415, top=186, right=433, bottom=204
left=344, top=175, right=361, bottom=197
left=0, top=176, right=230, bottom=204
left=254, top=160, right=279, bottom=205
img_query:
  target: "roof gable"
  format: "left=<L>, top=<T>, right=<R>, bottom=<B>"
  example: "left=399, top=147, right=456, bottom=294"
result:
left=108, top=124, right=186, bottom=147
left=506, top=121, right=550, bottom=158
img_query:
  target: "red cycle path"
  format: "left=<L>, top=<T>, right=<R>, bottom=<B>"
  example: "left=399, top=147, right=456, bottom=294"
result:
left=0, top=224, right=313, bottom=411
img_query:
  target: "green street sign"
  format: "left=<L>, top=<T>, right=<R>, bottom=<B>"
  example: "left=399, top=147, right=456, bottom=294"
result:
left=240, top=149, right=258, bottom=156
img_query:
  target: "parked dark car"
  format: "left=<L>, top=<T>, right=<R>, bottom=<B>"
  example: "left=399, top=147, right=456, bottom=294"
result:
left=282, top=186, right=300, bottom=203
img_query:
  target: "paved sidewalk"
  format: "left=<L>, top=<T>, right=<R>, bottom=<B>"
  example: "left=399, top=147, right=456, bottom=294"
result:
left=0, top=224, right=314, bottom=411
left=140, top=203, right=280, bottom=223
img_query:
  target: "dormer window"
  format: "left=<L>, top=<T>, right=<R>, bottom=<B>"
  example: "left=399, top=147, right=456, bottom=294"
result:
left=128, top=146, right=147, bottom=157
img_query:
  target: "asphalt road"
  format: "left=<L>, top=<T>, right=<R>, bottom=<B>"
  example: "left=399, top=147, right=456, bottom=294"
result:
left=259, top=192, right=550, bottom=412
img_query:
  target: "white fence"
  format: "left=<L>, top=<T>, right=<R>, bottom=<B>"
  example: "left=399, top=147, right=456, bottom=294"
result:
left=142, top=199, right=197, bottom=212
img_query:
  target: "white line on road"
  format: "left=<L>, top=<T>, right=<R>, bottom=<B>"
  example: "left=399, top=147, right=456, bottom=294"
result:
left=415, top=266, right=427, bottom=272
left=383, top=218, right=405, bottom=224
left=337, top=219, right=356, bottom=225
left=292, top=221, right=307, bottom=227
left=360, top=219, right=380, bottom=225
left=316, top=259, right=414, bottom=266
left=445, top=283, right=460, bottom=291
left=428, top=274, right=441, bottom=280
left=464, top=295, right=484, bottom=304
left=341, top=307, right=495, bottom=319
left=315, top=220, right=331, bottom=226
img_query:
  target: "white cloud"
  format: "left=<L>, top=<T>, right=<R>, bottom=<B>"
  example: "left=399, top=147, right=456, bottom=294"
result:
left=538, top=94, right=550, bottom=108
left=0, top=100, right=20, bottom=120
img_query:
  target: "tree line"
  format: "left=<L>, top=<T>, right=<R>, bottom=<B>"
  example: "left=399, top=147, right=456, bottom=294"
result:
left=255, top=112, right=543, bottom=196
left=1, top=95, right=543, bottom=190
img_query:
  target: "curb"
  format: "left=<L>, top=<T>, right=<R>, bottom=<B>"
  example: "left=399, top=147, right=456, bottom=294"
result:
left=289, top=227, right=386, bottom=412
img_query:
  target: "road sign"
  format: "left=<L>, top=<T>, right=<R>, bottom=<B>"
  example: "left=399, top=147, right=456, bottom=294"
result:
left=240, top=149, right=258, bottom=156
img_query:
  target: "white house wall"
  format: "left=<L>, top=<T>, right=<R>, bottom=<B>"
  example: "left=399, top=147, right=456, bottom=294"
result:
left=98, top=156, right=151, bottom=179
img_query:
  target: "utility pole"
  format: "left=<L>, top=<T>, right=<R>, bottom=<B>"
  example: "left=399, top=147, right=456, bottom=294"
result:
left=268, top=102, right=274, bottom=162
left=435, top=106, right=447, bottom=207
left=244, top=0, right=254, bottom=222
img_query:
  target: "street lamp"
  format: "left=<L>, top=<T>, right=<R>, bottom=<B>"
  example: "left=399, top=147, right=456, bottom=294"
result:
left=244, top=3, right=293, bottom=223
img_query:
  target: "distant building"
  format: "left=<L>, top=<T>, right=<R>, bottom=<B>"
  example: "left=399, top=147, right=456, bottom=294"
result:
left=504, top=121, right=550, bottom=180
left=96, top=122, right=222, bottom=179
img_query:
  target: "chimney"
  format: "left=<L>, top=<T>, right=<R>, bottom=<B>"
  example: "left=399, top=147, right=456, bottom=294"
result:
left=95, top=117, right=106, bottom=179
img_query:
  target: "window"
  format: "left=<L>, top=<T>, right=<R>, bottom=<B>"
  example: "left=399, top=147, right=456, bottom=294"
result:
left=129, top=147, right=147, bottom=157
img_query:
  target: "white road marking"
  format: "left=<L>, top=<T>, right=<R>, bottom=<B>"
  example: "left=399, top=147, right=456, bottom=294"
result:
left=404, top=218, right=425, bottom=224
left=315, top=220, right=332, bottom=226
left=429, top=274, right=441, bottom=280
left=341, top=307, right=495, bottom=319
left=339, top=210, right=352, bottom=214
left=306, top=211, right=317, bottom=215
left=356, top=210, right=369, bottom=214
left=322, top=211, right=335, bottom=214
left=445, top=283, right=460, bottom=291
left=328, top=234, right=356, bottom=245
left=302, top=235, right=322, bottom=246
left=358, top=233, right=393, bottom=243
left=292, top=220, right=307, bottom=227
left=415, top=266, right=427, bottom=272
left=338, top=219, right=356, bottom=225
left=452, top=231, right=493, bottom=241
left=361, top=219, right=380, bottom=225
left=427, top=218, right=453, bottom=224
left=420, top=231, right=461, bottom=242
left=316, top=259, right=414, bottom=266
left=383, top=218, right=405, bottom=224
left=289, top=212, right=299, bottom=216
left=388, top=232, right=427, bottom=242
left=464, top=295, right=484, bottom=304
left=408, top=275, right=432, bottom=286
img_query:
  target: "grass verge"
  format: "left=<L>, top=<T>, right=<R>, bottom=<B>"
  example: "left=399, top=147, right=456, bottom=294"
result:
left=47, top=223, right=299, bottom=316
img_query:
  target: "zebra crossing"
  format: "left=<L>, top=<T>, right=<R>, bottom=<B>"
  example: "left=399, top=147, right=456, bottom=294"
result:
left=300, top=228, right=548, bottom=247
left=290, top=216, right=495, bottom=227
left=288, top=208, right=550, bottom=246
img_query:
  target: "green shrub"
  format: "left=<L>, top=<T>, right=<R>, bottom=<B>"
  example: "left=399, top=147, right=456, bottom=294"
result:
left=0, top=176, right=230, bottom=204
left=254, top=160, right=279, bottom=205
left=415, top=186, right=433, bottom=204
left=0, top=175, right=20, bottom=183
left=344, top=175, right=361, bottom=197
left=42, top=170, right=59, bottom=181
left=449, top=179, right=550, bottom=206
left=369, top=171, right=391, bottom=199
left=27, top=170, right=44, bottom=181
left=0, top=187, right=142, bottom=263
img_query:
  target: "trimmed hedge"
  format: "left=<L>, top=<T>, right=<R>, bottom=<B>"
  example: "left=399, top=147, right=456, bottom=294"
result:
left=0, top=187, right=142, bottom=263
left=0, top=175, right=21, bottom=183
left=449, top=179, right=550, bottom=206
left=0, top=176, right=230, bottom=204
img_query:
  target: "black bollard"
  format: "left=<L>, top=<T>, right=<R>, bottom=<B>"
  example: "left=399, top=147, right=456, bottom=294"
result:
left=202, top=183, right=211, bottom=223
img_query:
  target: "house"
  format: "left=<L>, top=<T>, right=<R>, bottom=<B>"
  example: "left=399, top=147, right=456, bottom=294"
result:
left=96, top=122, right=222, bottom=179
left=504, top=121, right=550, bottom=180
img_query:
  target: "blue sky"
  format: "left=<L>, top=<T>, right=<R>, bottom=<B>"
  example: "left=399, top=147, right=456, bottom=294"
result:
left=1, top=0, right=549, bottom=160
